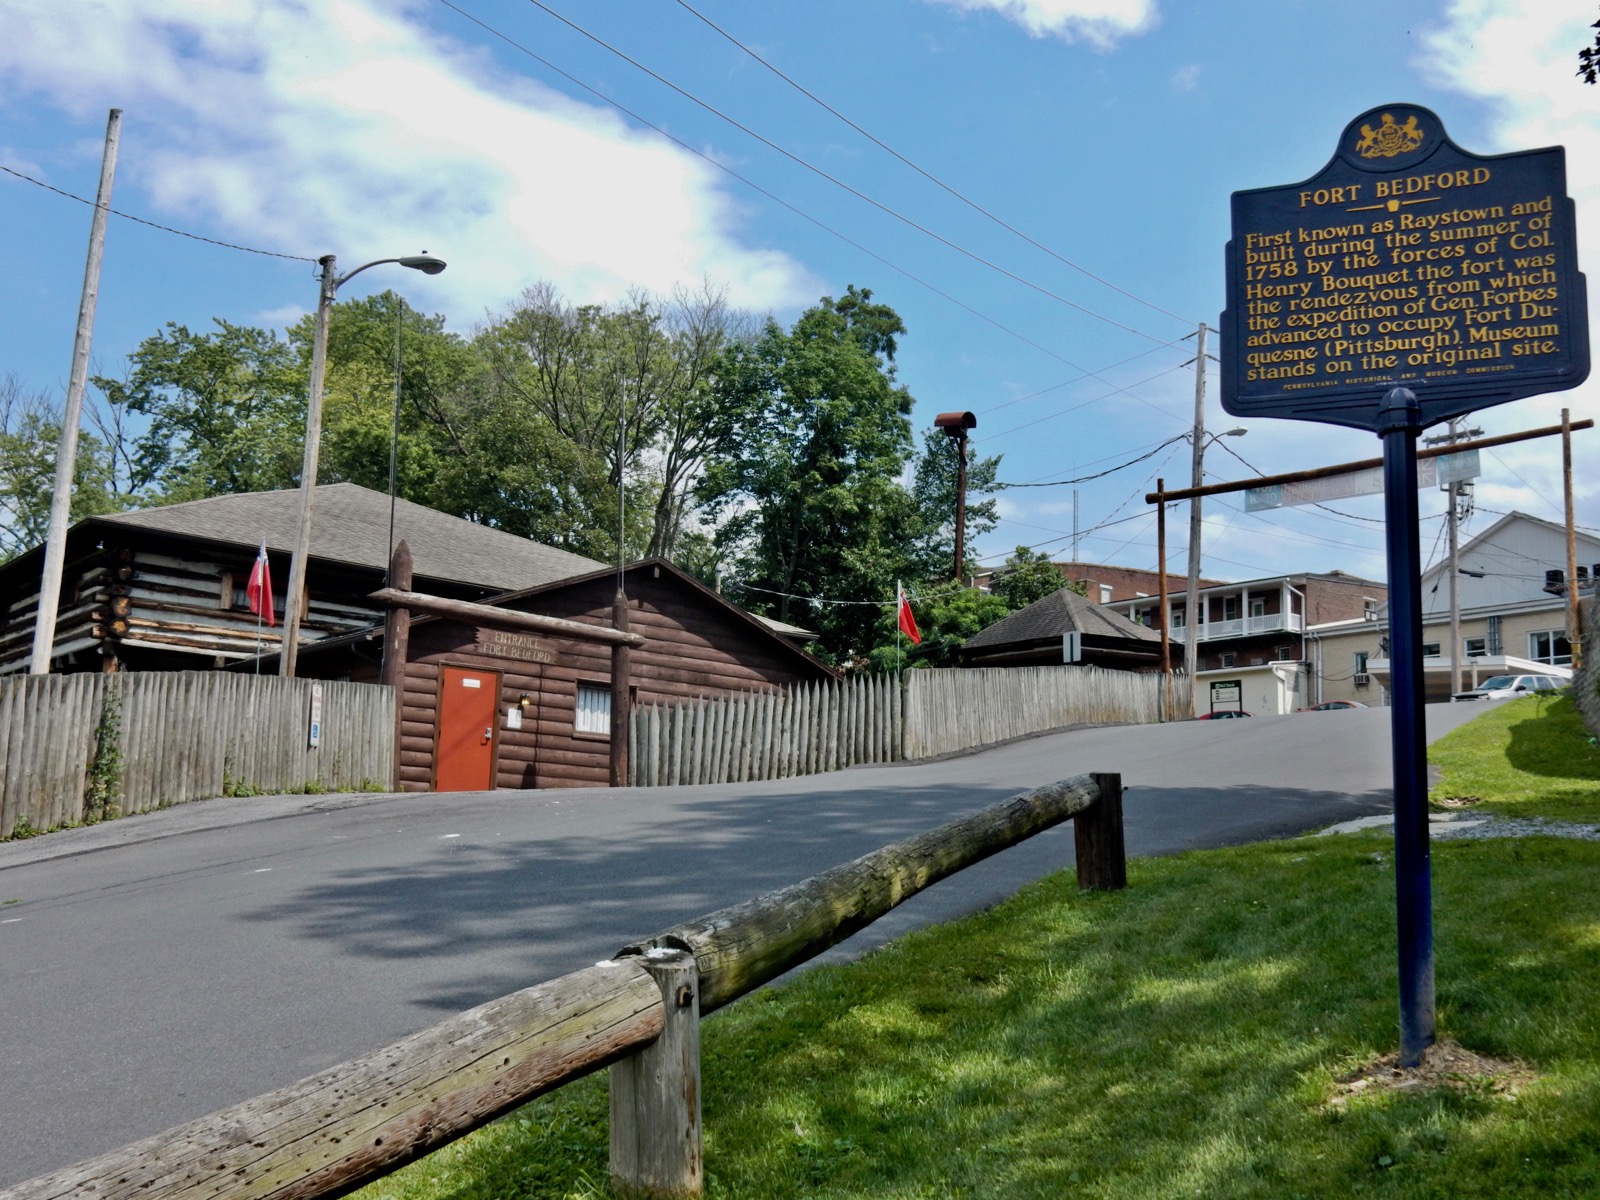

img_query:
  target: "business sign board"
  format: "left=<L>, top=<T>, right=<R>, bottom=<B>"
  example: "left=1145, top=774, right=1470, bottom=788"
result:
left=1209, top=680, right=1242, bottom=711
left=1221, top=104, right=1588, bottom=432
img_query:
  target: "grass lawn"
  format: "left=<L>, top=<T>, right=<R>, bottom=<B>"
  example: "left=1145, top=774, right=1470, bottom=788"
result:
left=1429, top=692, right=1600, bottom=821
left=359, top=698, right=1600, bottom=1200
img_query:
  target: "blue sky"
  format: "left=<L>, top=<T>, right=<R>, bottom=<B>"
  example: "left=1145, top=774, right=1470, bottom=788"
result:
left=2, top=0, right=1596, bottom=588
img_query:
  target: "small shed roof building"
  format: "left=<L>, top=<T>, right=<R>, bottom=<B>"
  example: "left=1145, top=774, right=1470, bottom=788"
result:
left=961, top=586, right=1173, bottom=671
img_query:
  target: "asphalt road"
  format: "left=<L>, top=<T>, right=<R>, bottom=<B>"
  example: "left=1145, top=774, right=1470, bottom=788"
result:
left=0, top=702, right=1484, bottom=1186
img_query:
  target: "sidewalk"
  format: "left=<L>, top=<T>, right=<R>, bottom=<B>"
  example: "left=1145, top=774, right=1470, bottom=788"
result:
left=0, top=788, right=398, bottom=870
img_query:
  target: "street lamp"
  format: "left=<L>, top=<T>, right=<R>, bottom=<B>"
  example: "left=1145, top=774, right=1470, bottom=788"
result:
left=1182, top=426, right=1246, bottom=715
left=280, top=253, right=446, bottom=677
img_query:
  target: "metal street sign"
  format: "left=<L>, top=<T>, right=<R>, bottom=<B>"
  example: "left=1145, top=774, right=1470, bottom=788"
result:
left=1245, top=449, right=1479, bottom=510
left=1221, top=103, right=1588, bottom=431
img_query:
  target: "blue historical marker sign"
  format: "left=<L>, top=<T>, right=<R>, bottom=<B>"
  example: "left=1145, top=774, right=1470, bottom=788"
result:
left=1221, top=104, right=1588, bottom=431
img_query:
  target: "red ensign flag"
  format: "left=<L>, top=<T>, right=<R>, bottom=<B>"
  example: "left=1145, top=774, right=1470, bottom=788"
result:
left=897, top=587, right=921, bottom=644
left=247, top=540, right=275, bottom=627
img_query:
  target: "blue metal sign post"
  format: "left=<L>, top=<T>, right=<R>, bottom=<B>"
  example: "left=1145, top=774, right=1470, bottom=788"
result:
left=1220, top=105, right=1588, bottom=1067
left=1378, top=387, right=1435, bottom=1064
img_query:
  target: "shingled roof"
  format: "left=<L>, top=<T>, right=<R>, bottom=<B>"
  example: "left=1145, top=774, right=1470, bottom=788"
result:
left=964, top=586, right=1161, bottom=651
left=97, top=483, right=603, bottom=592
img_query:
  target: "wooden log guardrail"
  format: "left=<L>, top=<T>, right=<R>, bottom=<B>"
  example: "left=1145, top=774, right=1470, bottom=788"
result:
left=0, top=773, right=1124, bottom=1200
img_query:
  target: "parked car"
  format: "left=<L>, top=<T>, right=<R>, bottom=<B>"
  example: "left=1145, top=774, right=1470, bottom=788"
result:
left=1451, top=674, right=1565, bottom=702
left=1297, top=700, right=1369, bottom=712
left=1198, top=710, right=1252, bottom=719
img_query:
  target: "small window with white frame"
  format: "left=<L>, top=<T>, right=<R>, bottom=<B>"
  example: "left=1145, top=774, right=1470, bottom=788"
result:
left=1463, top=636, right=1488, bottom=658
left=1099, top=584, right=1113, bottom=603
left=1528, top=630, right=1572, bottom=666
left=1421, top=642, right=1441, bottom=658
left=1219, top=651, right=1236, bottom=668
left=574, top=682, right=611, bottom=735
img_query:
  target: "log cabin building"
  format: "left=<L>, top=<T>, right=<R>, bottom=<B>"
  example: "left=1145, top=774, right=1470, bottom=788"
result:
left=0, top=483, right=603, bottom=674
left=290, top=559, right=835, bottom=791
left=0, top=484, right=834, bottom=790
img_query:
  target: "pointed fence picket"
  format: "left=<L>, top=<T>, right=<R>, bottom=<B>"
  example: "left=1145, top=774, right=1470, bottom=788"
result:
left=627, top=666, right=1166, bottom=786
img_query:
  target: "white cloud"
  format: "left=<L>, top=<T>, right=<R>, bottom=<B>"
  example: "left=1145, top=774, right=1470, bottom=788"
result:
left=1170, top=64, right=1202, bottom=93
left=926, top=0, right=1157, bottom=48
left=0, top=0, right=816, bottom=318
left=1417, top=0, right=1600, bottom=443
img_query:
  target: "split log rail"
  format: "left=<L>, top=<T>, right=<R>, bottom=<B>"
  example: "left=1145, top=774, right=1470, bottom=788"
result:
left=0, top=772, right=1125, bottom=1200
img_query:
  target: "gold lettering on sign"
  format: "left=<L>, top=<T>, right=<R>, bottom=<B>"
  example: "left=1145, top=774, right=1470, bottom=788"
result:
left=475, top=628, right=554, bottom=663
left=1237, top=184, right=1568, bottom=387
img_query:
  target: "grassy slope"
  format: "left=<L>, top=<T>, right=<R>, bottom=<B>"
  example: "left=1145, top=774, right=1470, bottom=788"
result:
left=361, top=698, right=1600, bottom=1200
left=1429, top=693, right=1600, bottom=821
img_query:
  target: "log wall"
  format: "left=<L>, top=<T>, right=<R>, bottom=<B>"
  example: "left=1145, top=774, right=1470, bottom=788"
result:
left=397, top=574, right=831, bottom=792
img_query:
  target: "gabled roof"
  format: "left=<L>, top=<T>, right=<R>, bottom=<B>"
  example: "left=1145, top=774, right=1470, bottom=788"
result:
left=1418, top=509, right=1600, bottom=592
left=93, top=483, right=603, bottom=592
left=964, top=586, right=1161, bottom=650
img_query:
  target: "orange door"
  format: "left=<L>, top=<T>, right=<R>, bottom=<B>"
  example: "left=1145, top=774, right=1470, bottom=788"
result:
left=436, top=666, right=499, bottom=791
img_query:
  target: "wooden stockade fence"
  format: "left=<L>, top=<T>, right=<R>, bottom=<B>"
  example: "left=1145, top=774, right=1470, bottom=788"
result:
left=629, top=666, right=1167, bottom=786
left=0, top=673, right=394, bottom=839
left=902, top=665, right=1168, bottom=759
left=0, top=772, right=1125, bottom=1200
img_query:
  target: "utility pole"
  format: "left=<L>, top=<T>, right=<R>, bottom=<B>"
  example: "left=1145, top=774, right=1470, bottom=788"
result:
left=1183, top=322, right=1208, bottom=719
left=1424, top=418, right=1480, bottom=696
left=32, top=108, right=121, bottom=675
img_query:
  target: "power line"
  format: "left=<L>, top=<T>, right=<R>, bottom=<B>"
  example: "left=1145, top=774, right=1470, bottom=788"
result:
left=997, top=433, right=1190, bottom=488
left=986, top=361, right=1191, bottom=441
left=0, top=163, right=317, bottom=262
left=670, top=0, right=1195, bottom=329
left=435, top=0, right=1142, bottom=377
left=510, top=0, right=1176, bottom=345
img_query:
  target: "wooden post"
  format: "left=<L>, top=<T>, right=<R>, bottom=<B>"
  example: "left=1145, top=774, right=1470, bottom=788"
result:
left=611, top=588, right=631, bottom=787
left=1075, top=772, right=1127, bottom=891
left=380, top=540, right=412, bottom=792
left=610, top=949, right=702, bottom=1199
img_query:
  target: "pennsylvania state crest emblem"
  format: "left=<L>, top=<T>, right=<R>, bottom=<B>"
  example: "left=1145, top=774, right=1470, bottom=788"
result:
left=1355, top=112, right=1424, bottom=158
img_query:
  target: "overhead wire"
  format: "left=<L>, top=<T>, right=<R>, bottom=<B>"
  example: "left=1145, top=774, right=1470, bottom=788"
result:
left=669, top=0, right=1195, bottom=329
left=0, top=163, right=316, bottom=262
left=510, top=0, right=1178, bottom=345
left=434, top=0, right=1170, bottom=385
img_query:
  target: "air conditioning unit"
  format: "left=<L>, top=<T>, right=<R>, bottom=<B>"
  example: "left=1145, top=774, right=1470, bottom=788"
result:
left=1354, top=673, right=1372, bottom=686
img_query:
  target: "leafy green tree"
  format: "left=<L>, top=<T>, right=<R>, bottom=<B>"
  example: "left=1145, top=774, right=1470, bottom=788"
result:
left=990, top=545, right=1076, bottom=610
left=866, top=584, right=1010, bottom=671
left=0, top=374, right=133, bottom=560
left=700, top=286, right=917, bottom=665
left=95, top=320, right=305, bottom=500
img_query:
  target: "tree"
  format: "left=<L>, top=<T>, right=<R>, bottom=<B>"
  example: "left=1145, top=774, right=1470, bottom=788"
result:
left=989, top=545, right=1076, bottom=610
left=95, top=320, right=306, bottom=501
left=866, top=584, right=1010, bottom=671
left=0, top=374, right=132, bottom=561
left=1579, top=12, right=1600, bottom=82
left=699, top=286, right=917, bottom=665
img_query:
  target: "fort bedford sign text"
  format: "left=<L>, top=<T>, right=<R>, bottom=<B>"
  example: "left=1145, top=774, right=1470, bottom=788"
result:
left=1221, top=104, right=1588, bottom=431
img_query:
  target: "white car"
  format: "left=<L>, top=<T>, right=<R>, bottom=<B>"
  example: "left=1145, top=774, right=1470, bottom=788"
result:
left=1451, top=674, right=1565, bottom=702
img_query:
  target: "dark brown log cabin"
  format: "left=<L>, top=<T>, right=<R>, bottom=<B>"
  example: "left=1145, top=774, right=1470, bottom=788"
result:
left=293, top=559, right=836, bottom=791
left=0, top=484, right=603, bottom=674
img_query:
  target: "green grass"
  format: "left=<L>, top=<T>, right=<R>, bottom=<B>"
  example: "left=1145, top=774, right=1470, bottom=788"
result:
left=1429, top=692, right=1600, bottom=821
left=358, top=699, right=1600, bottom=1200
